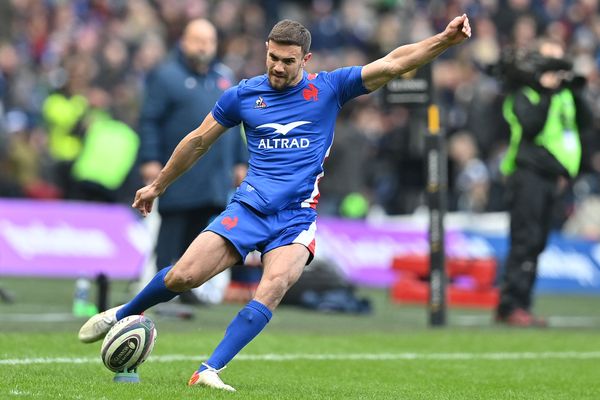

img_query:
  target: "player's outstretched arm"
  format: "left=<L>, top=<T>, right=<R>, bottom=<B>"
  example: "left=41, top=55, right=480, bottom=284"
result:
left=132, top=112, right=228, bottom=216
left=361, top=14, right=471, bottom=92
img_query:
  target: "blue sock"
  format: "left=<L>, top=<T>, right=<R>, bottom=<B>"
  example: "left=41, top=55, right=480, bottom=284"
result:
left=116, top=266, right=179, bottom=320
left=200, top=300, right=272, bottom=371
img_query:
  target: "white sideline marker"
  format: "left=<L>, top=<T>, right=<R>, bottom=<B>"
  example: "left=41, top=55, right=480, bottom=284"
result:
left=2, top=351, right=600, bottom=366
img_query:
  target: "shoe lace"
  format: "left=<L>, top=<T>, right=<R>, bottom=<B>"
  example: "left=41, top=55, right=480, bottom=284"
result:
left=202, top=362, right=227, bottom=374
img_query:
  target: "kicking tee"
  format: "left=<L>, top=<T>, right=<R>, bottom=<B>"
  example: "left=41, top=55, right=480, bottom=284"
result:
left=211, top=67, right=368, bottom=214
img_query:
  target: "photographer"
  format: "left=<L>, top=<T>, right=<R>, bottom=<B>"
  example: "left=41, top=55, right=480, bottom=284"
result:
left=495, top=38, right=593, bottom=327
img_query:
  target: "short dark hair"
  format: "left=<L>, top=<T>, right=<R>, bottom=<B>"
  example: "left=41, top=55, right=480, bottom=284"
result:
left=267, top=19, right=311, bottom=55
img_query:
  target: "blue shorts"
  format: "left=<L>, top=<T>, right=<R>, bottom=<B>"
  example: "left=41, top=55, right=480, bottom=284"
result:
left=204, top=200, right=317, bottom=263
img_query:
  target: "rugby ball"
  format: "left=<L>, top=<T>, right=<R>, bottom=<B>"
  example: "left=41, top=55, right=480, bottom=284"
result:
left=100, top=315, right=157, bottom=372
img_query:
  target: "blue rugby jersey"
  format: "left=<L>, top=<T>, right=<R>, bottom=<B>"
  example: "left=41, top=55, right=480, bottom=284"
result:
left=211, top=67, right=368, bottom=214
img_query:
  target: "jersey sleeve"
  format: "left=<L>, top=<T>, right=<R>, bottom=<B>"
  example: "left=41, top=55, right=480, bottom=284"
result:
left=325, top=66, right=369, bottom=107
left=211, top=85, right=242, bottom=128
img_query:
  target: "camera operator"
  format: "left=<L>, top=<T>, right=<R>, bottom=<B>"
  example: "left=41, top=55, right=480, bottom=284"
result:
left=495, top=37, right=593, bottom=327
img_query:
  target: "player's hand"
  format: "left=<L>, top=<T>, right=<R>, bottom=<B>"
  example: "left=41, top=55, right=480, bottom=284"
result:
left=132, top=184, right=162, bottom=217
left=443, top=14, right=471, bottom=45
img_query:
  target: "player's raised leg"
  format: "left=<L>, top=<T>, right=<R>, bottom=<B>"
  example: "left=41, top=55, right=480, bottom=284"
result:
left=78, top=231, right=239, bottom=343
left=189, top=243, right=309, bottom=391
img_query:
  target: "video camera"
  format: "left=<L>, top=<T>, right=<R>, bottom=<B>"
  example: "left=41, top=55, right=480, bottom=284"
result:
left=489, top=47, right=583, bottom=90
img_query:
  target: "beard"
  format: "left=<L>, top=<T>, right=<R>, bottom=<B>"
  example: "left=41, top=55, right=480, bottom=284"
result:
left=185, top=52, right=213, bottom=72
left=268, top=70, right=300, bottom=90
left=268, top=74, right=288, bottom=90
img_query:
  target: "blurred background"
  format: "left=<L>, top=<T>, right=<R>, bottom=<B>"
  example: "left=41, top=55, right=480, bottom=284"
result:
left=3, top=0, right=600, bottom=215
left=1, top=0, right=599, bottom=323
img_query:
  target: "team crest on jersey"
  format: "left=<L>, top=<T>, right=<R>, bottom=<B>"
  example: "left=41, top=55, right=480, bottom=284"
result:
left=254, top=96, right=267, bottom=109
left=221, top=216, right=238, bottom=230
left=303, top=84, right=318, bottom=101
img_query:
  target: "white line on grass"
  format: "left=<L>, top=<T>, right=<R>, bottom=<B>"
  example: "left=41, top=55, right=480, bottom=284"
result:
left=2, top=351, right=600, bottom=366
left=0, top=313, right=77, bottom=322
left=454, top=315, right=600, bottom=327
left=3, top=314, right=600, bottom=327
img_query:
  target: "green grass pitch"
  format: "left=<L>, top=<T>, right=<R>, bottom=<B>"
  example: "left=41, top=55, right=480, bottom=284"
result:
left=1, top=277, right=599, bottom=399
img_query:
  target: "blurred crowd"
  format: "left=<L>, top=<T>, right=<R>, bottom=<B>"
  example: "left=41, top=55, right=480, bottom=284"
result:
left=2, top=0, right=600, bottom=236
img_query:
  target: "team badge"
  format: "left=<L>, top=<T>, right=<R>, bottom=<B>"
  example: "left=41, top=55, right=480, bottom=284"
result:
left=303, top=84, right=318, bottom=101
left=221, top=216, right=239, bottom=230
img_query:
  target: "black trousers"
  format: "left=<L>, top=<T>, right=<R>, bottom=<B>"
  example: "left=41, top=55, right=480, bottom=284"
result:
left=497, top=168, right=559, bottom=317
left=155, top=206, right=224, bottom=271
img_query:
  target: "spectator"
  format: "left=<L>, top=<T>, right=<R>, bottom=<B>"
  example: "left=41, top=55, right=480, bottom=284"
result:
left=448, top=130, right=490, bottom=212
left=138, top=18, right=248, bottom=305
left=42, top=54, right=95, bottom=198
left=3, top=109, right=60, bottom=199
left=70, top=87, right=139, bottom=203
left=318, top=105, right=372, bottom=216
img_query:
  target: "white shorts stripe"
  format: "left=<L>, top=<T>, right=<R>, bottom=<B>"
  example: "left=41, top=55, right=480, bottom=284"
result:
left=292, top=221, right=317, bottom=249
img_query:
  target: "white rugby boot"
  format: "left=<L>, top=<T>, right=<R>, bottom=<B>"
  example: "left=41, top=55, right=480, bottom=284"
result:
left=78, top=305, right=123, bottom=343
left=188, top=363, right=236, bottom=392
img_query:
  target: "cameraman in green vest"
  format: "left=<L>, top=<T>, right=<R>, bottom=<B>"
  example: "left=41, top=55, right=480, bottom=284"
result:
left=496, top=38, right=592, bottom=326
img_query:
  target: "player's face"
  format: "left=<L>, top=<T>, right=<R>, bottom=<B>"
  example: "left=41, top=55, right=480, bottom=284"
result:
left=265, top=40, right=311, bottom=90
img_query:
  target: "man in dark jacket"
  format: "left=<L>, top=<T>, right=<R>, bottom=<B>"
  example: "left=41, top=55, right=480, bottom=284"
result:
left=138, top=19, right=248, bottom=304
left=496, top=38, right=592, bottom=326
